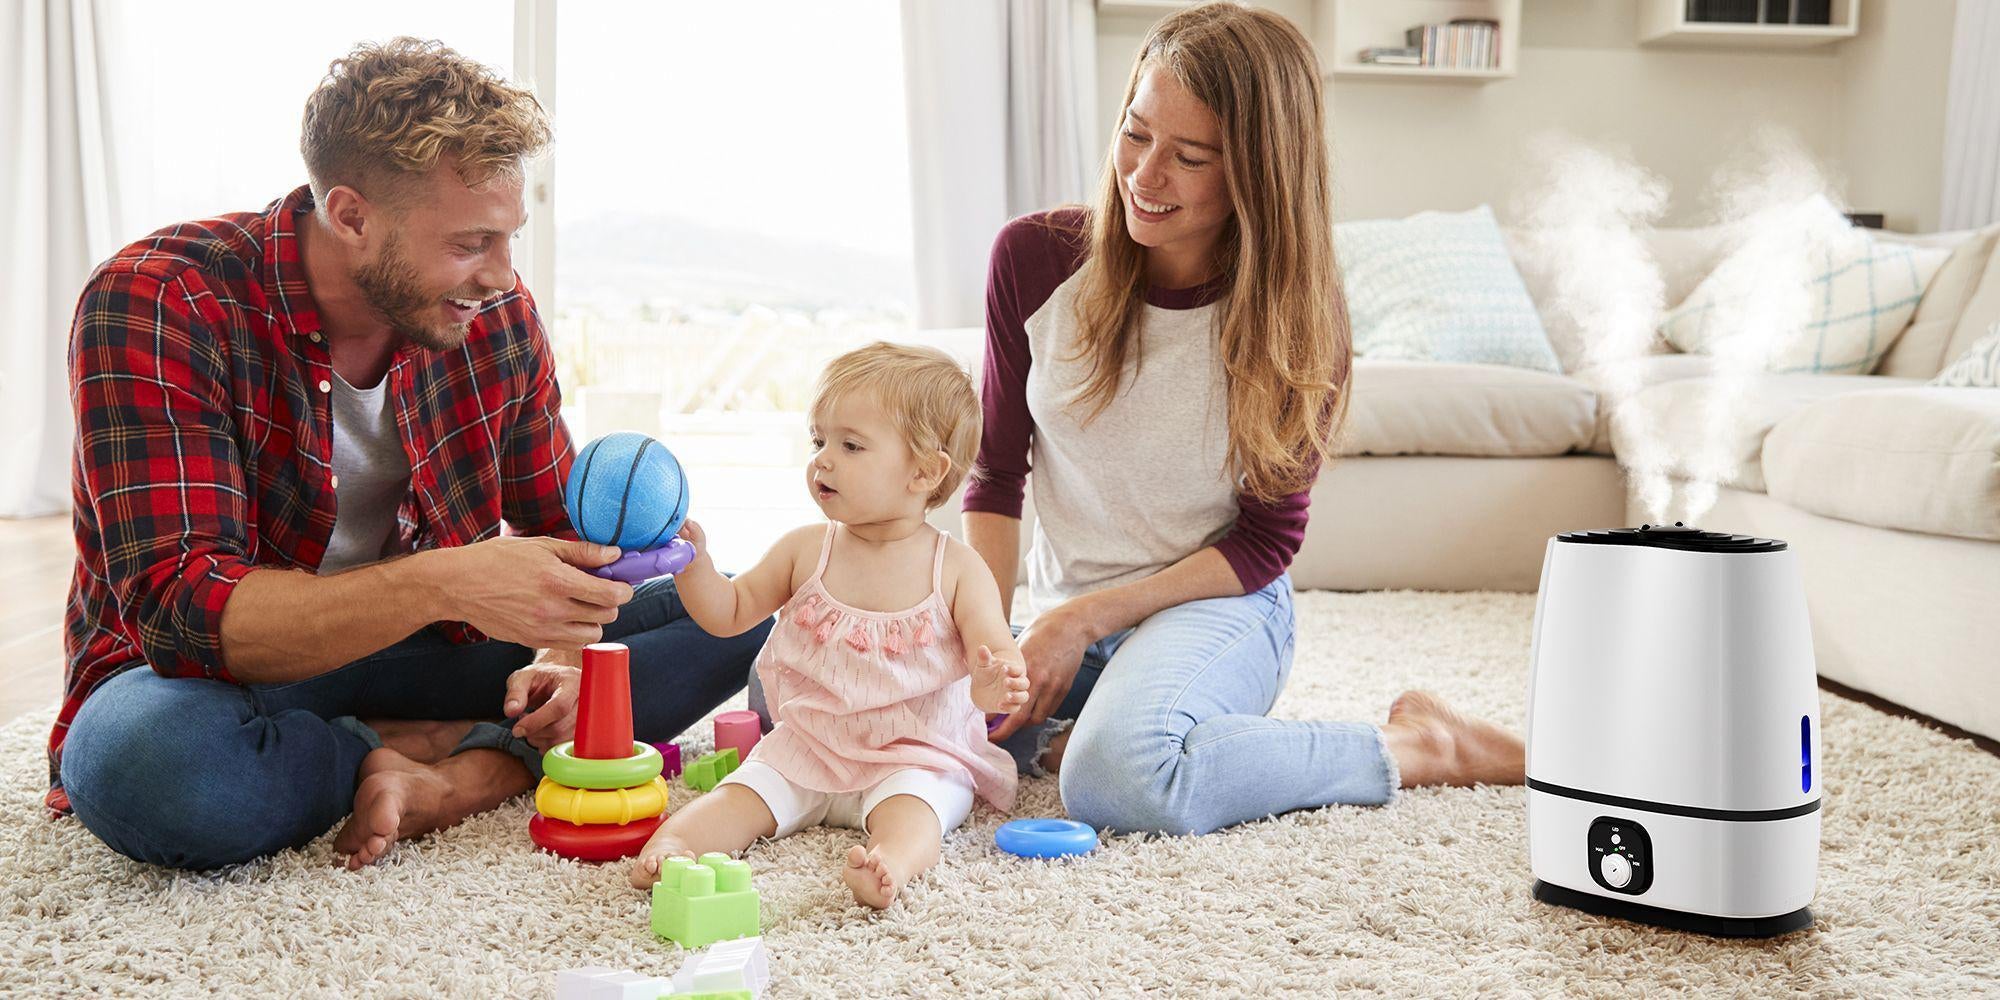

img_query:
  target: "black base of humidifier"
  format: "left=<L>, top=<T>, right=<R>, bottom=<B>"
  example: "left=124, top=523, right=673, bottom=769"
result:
left=1533, top=880, right=1814, bottom=939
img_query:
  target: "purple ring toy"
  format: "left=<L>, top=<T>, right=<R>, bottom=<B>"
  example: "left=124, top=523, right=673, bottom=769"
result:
left=591, top=537, right=697, bottom=584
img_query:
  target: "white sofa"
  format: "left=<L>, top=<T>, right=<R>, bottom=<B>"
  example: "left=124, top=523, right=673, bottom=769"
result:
left=1294, top=223, right=2000, bottom=742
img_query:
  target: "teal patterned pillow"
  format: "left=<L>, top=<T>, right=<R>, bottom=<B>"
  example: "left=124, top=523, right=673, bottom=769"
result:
left=1932, top=323, right=2000, bottom=387
left=1335, top=205, right=1561, bottom=372
left=1660, top=228, right=1950, bottom=374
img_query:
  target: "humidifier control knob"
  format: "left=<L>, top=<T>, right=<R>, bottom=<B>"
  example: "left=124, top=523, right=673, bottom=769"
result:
left=1600, top=853, right=1633, bottom=889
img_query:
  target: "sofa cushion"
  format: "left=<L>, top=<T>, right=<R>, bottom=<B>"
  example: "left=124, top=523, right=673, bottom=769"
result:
left=1572, top=353, right=1725, bottom=454
left=1336, top=206, right=1562, bottom=373
left=1606, top=372, right=1923, bottom=492
left=1873, top=224, right=2000, bottom=377
left=1942, top=233, right=2000, bottom=369
left=1339, top=361, right=1597, bottom=458
left=1763, top=388, right=2000, bottom=541
left=1932, top=323, right=2000, bottom=387
left=1660, top=219, right=1952, bottom=375
left=1503, top=225, right=1701, bottom=374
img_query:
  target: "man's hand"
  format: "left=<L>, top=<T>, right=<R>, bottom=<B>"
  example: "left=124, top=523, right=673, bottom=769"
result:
left=505, top=654, right=585, bottom=751
left=440, top=536, right=634, bottom=650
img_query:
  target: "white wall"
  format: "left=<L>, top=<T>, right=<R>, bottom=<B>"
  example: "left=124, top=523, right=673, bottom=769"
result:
left=1093, top=0, right=1956, bottom=232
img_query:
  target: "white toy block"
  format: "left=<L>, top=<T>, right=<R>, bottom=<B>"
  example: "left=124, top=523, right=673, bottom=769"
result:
left=672, top=936, right=769, bottom=998
left=555, top=966, right=621, bottom=1000
left=589, top=970, right=672, bottom=999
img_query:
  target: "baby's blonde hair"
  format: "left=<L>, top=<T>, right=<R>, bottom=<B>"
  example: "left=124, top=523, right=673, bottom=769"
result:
left=811, top=342, right=981, bottom=510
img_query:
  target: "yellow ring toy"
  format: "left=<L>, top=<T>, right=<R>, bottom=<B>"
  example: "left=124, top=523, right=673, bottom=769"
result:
left=535, top=775, right=671, bottom=826
left=542, top=740, right=665, bottom=790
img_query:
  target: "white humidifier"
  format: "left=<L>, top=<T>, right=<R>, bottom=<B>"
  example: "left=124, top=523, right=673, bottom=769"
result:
left=1525, top=523, right=1822, bottom=937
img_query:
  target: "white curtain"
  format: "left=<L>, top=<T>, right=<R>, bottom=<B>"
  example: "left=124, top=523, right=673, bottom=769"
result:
left=901, top=0, right=1097, bottom=329
left=1, top=0, right=117, bottom=518
left=1941, top=0, right=2000, bottom=229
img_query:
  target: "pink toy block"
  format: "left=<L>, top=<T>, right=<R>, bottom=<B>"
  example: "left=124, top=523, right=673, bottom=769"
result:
left=651, top=740, right=684, bottom=778
left=713, top=710, right=761, bottom=760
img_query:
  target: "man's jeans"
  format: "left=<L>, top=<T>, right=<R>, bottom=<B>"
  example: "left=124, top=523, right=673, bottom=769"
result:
left=58, top=577, right=769, bottom=869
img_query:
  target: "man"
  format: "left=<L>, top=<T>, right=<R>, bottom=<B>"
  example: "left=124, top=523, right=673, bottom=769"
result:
left=52, top=38, right=769, bottom=870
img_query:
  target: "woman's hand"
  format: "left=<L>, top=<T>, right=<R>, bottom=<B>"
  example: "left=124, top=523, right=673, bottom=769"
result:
left=989, top=599, right=1097, bottom=741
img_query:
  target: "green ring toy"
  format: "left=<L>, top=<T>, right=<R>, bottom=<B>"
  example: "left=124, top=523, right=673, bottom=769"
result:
left=542, top=740, right=664, bottom=790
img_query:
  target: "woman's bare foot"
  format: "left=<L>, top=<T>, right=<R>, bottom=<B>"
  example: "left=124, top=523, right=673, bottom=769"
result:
left=1038, top=728, right=1074, bottom=775
left=1382, top=690, right=1525, bottom=789
left=332, top=746, right=532, bottom=869
left=842, top=845, right=905, bottom=909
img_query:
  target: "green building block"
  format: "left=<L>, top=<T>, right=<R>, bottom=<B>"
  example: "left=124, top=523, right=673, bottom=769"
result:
left=683, top=747, right=740, bottom=792
left=650, top=852, right=760, bottom=949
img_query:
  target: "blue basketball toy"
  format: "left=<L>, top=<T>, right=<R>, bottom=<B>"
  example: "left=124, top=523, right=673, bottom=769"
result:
left=563, top=433, right=695, bottom=582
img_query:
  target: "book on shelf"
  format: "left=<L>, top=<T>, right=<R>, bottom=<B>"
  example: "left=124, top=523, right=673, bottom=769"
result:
left=1401, top=17, right=1501, bottom=70
left=1358, top=46, right=1422, bottom=65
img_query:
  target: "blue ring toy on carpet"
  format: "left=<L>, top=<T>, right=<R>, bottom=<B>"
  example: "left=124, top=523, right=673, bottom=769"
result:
left=995, top=818, right=1098, bottom=858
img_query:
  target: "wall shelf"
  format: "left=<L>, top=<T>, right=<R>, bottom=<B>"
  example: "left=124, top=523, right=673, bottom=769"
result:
left=1315, top=0, right=1521, bottom=84
left=1638, top=0, right=1859, bottom=48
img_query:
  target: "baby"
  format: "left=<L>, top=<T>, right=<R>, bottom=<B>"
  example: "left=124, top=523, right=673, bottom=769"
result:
left=631, top=342, right=1030, bottom=909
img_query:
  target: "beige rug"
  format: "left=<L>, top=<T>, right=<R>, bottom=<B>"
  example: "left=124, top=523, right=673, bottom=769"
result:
left=4, top=591, right=1997, bottom=998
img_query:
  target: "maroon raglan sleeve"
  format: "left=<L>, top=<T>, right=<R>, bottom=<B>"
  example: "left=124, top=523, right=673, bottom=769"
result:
left=1213, top=400, right=1338, bottom=592
left=962, top=211, right=1087, bottom=519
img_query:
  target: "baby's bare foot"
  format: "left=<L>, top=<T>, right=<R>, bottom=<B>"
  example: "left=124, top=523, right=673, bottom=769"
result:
left=842, top=845, right=903, bottom=909
left=1384, top=690, right=1526, bottom=788
left=631, top=841, right=694, bottom=890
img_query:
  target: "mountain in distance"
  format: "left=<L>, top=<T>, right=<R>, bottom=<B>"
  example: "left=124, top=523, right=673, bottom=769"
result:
left=553, top=211, right=917, bottom=316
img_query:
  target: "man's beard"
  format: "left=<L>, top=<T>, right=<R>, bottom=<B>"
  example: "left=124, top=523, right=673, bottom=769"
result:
left=353, top=232, right=475, bottom=352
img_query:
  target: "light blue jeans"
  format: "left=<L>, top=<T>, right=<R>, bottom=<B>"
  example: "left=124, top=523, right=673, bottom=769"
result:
left=748, top=574, right=1398, bottom=835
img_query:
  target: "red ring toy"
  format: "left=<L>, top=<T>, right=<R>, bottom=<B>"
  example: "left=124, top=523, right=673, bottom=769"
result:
left=528, top=812, right=666, bottom=862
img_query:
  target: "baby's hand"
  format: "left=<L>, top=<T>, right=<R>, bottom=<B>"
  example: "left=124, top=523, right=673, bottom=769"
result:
left=676, top=518, right=708, bottom=553
left=970, top=644, right=1030, bottom=715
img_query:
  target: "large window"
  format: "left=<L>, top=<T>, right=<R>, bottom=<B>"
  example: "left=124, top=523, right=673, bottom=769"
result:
left=551, top=2, right=917, bottom=566
left=96, top=1, right=514, bottom=244
left=94, top=2, right=924, bottom=568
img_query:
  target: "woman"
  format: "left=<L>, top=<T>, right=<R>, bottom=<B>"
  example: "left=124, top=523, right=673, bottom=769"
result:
left=964, top=1, right=1525, bottom=835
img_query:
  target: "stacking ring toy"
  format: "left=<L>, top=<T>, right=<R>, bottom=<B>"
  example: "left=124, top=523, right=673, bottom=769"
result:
left=995, top=818, right=1098, bottom=858
left=535, top=775, right=671, bottom=826
left=542, top=740, right=664, bottom=790
left=528, top=812, right=665, bottom=862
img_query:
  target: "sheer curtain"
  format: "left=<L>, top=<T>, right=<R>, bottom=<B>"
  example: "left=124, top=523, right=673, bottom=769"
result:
left=1941, top=0, right=2000, bottom=229
left=0, top=0, right=117, bottom=518
left=901, top=0, right=1097, bottom=329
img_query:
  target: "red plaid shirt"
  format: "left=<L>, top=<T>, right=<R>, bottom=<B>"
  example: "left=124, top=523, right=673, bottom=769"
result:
left=53, top=186, right=577, bottom=811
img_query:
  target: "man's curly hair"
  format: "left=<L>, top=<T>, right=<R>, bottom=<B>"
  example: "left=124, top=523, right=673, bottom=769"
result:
left=301, top=37, right=551, bottom=205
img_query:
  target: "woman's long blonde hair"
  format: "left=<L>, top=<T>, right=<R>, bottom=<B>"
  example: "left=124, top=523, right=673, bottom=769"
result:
left=1067, top=1, right=1349, bottom=503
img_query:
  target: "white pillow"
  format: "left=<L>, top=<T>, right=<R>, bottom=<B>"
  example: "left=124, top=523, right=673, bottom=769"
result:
left=1932, top=323, right=2000, bottom=387
left=1659, top=220, right=1950, bottom=374
left=1336, top=205, right=1561, bottom=373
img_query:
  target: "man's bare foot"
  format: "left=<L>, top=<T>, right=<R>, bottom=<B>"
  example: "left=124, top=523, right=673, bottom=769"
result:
left=363, top=719, right=482, bottom=765
left=842, top=845, right=905, bottom=909
left=1382, top=690, right=1525, bottom=789
left=332, top=747, right=532, bottom=870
